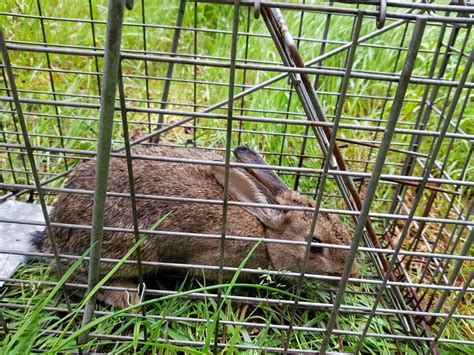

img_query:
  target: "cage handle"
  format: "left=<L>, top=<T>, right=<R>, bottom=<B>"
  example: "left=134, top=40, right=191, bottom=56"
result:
left=254, top=0, right=261, bottom=19
left=376, top=0, right=387, bottom=29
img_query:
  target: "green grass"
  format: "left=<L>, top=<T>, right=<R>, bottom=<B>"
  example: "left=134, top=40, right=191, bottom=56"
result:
left=0, top=261, right=420, bottom=353
left=1, top=0, right=473, bottom=353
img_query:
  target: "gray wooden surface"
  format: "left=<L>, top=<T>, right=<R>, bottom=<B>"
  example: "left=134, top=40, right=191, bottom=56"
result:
left=0, top=200, right=49, bottom=287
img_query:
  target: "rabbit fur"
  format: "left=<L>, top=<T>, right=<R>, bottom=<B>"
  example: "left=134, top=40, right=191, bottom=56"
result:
left=38, top=146, right=359, bottom=308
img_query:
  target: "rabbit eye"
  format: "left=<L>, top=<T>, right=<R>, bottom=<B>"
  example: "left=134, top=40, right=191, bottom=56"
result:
left=310, top=237, right=323, bottom=254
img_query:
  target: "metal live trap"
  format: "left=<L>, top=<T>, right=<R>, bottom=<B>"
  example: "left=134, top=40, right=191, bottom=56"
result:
left=0, top=0, right=473, bottom=353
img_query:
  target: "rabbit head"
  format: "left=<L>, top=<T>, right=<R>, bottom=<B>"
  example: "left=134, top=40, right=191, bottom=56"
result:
left=212, top=146, right=358, bottom=284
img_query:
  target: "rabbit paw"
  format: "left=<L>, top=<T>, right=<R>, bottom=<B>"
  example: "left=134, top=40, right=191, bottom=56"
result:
left=97, top=279, right=141, bottom=309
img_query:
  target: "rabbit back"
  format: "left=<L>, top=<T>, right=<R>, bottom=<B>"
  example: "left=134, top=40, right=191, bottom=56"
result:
left=40, top=147, right=270, bottom=281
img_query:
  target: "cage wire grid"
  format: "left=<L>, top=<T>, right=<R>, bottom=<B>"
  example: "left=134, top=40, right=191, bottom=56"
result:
left=0, top=0, right=473, bottom=353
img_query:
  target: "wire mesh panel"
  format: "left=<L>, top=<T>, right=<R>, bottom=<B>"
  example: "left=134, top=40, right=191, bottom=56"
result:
left=0, top=0, right=473, bottom=353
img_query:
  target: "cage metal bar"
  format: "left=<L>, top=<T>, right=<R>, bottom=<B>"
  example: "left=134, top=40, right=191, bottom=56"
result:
left=1, top=1, right=473, bottom=352
left=0, top=75, right=19, bottom=187
left=276, top=0, right=307, bottom=170
left=1, top=259, right=473, bottom=301
left=213, top=0, right=474, bottom=14
left=213, top=0, right=240, bottom=352
left=117, top=64, right=148, bottom=338
left=2, top=144, right=474, bottom=195
left=319, top=17, right=427, bottom=354
left=35, top=0, right=69, bottom=171
left=0, top=140, right=422, bottom=176
left=0, top=11, right=367, bottom=44
left=365, top=17, right=409, bottom=208
left=2, top=211, right=474, bottom=263
left=0, top=86, right=456, bottom=131
left=88, top=0, right=102, bottom=93
left=353, top=46, right=474, bottom=355
left=0, top=25, right=76, bottom=322
left=391, top=19, right=467, bottom=219
left=261, top=8, right=411, bottom=327
left=6, top=31, right=464, bottom=71
left=292, top=0, right=333, bottom=192
left=0, top=134, right=438, bottom=170
left=0, top=66, right=31, bottom=187
left=6, top=34, right=447, bottom=66
left=140, top=0, right=152, bottom=133
left=414, top=199, right=473, bottom=317
left=404, top=77, right=474, bottom=273
left=1, top=16, right=420, bottom=151
left=2, top=276, right=473, bottom=348
left=3, top=144, right=474, bottom=198
left=7, top=93, right=464, bottom=138
left=192, top=0, right=198, bottom=145
left=7, top=41, right=474, bottom=90
left=236, top=5, right=252, bottom=146
left=429, top=213, right=474, bottom=324
left=153, top=0, right=186, bottom=143
left=407, top=82, right=471, bottom=265
left=9, top=325, right=474, bottom=353
left=78, top=0, right=127, bottom=344
left=427, top=270, right=474, bottom=354
left=279, top=10, right=364, bottom=351
left=3, top=0, right=474, bottom=23
left=0, top=78, right=439, bottom=120
left=2, top=95, right=472, bottom=151
left=0, top=168, right=71, bottom=203
left=0, top=301, right=469, bottom=338
left=197, top=0, right=474, bottom=23
left=3, top=26, right=468, bottom=72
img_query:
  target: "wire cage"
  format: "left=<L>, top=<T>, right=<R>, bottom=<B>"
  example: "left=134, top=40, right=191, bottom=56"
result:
left=0, top=0, right=473, bottom=353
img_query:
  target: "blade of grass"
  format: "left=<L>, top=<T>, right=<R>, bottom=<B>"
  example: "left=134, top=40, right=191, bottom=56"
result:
left=50, top=279, right=323, bottom=352
left=5, top=242, right=96, bottom=353
left=203, top=240, right=262, bottom=352
left=139, top=273, right=190, bottom=355
left=48, top=213, right=171, bottom=350
left=59, top=340, right=204, bottom=354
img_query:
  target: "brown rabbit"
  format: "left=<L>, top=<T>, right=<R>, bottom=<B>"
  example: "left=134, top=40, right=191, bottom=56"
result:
left=37, top=146, right=358, bottom=308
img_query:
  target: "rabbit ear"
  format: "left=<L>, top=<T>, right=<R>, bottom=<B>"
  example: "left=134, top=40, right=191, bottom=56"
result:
left=233, top=146, right=289, bottom=195
left=211, top=165, right=284, bottom=228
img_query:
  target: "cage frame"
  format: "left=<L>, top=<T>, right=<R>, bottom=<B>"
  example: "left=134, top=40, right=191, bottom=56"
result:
left=0, top=0, right=473, bottom=353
